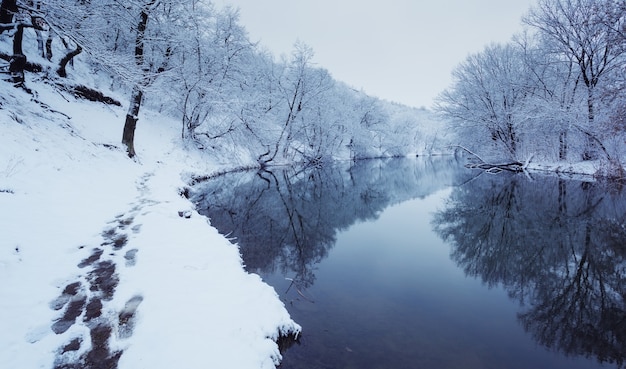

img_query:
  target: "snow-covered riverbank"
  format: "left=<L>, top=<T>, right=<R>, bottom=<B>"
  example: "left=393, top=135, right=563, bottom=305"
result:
left=0, top=80, right=300, bottom=369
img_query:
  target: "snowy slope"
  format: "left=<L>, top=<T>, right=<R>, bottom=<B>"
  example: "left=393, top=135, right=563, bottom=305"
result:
left=0, top=77, right=299, bottom=369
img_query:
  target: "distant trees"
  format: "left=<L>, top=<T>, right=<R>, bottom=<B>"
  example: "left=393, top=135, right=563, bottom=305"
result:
left=108, top=1, right=432, bottom=163
left=157, top=23, right=428, bottom=166
left=437, top=0, right=626, bottom=173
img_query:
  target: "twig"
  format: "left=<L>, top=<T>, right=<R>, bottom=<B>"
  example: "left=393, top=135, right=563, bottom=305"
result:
left=284, top=277, right=314, bottom=303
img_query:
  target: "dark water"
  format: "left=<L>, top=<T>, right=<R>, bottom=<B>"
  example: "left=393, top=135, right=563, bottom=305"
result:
left=191, top=157, right=626, bottom=369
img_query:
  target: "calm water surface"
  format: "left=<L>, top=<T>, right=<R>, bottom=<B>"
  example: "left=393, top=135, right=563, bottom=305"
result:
left=191, top=157, right=626, bottom=369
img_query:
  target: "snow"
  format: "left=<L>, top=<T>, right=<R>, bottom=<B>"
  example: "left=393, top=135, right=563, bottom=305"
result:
left=526, top=161, right=600, bottom=181
left=0, top=77, right=299, bottom=369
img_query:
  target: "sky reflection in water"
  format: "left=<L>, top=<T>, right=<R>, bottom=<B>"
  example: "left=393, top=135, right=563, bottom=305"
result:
left=191, top=157, right=626, bottom=369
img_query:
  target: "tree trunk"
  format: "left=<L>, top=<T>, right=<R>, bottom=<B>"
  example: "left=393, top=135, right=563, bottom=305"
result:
left=121, top=0, right=156, bottom=158
left=587, top=85, right=595, bottom=125
left=0, top=0, right=17, bottom=26
left=122, top=86, right=143, bottom=158
left=559, top=130, right=567, bottom=160
left=12, top=21, right=22, bottom=53
left=45, top=34, right=52, bottom=60
left=9, top=24, right=25, bottom=83
left=35, top=29, right=44, bottom=57
left=582, top=86, right=597, bottom=160
left=57, top=44, right=82, bottom=77
left=507, top=120, right=517, bottom=157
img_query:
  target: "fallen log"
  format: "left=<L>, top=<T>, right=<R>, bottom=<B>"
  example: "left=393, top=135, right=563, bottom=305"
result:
left=452, top=145, right=525, bottom=173
left=465, top=161, right=524, bottom=173
left=69, top=84, right=121, bottom=106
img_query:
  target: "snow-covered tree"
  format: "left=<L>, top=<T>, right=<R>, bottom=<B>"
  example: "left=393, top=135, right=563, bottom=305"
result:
left=160, top=4, right=256, bottom=142
left=2, top=0, right=434, bottom=165
left=437, top=1, right=626, bottom=171
left=524, top=0, right=626, bottom=160
left=256, top=42, right=334, bottom=165
left=436, top=43, right=532, bottom=160
left=513, top=31, right=589, bottom=160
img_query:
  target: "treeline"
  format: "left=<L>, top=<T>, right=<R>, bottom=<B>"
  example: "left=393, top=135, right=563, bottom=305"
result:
left=0, top=0, right=442, bottom=166
left=436, top=0, right=626, bottom=176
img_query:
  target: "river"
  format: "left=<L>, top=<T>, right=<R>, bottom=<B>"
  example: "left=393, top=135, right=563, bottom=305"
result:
left=190, top=157, right=626, bottom=369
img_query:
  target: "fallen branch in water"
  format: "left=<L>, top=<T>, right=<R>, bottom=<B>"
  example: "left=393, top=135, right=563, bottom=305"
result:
left=452, top=145, right=524, bottom=174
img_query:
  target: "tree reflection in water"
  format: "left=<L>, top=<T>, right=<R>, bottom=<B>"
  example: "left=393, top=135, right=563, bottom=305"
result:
left=432, top=173, right=626, bottom=367
left=191, top=157, right=467, bottom=299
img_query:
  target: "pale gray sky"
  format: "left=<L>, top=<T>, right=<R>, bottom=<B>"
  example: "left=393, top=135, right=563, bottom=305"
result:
left=213, top=0, right=536, bottom=108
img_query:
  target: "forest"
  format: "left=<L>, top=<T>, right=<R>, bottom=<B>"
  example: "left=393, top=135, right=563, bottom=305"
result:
left=0, top=0, right=438, bottom=168
left=436, top=0, right=626, bottom=177
left=1, top=0, right=624, bottom=177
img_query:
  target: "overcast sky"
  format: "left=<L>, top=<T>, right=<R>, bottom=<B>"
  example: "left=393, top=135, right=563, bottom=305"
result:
left=212, top=1, right=537, bottom=108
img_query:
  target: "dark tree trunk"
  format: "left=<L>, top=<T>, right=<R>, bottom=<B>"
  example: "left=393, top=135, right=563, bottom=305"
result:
left=559, top=130, right=568, bottom=161
left=12, top=21, right=22, bottom=53
left=57, top=44, right=82, bottom=77
left=122, top=87, right=143, bottom=158
left=582, top=86, right=598, bottom=160
left=121, top=0, right=156, bottom=158
left=45, top=34, right=52, bottom=60
left=9, top=24, right=25, bottom=83
left=0, top=0, right=17, bottom=26
left=1, top=1, right=30, bottom=84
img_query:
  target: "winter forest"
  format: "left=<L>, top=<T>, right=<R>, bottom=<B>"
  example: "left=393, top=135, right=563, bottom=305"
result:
left=1, top=0, right=438, bottom=168
left=437, top=0, right=626, bottom=177
left=1, top=0, right=622, bottom=176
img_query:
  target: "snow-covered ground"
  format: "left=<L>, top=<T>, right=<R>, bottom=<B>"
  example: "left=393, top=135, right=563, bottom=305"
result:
left=0, top=79, right=300, bottom=368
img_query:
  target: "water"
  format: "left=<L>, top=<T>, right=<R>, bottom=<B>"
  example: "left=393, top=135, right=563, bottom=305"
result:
left=191, top=157, right=626, bottom=369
